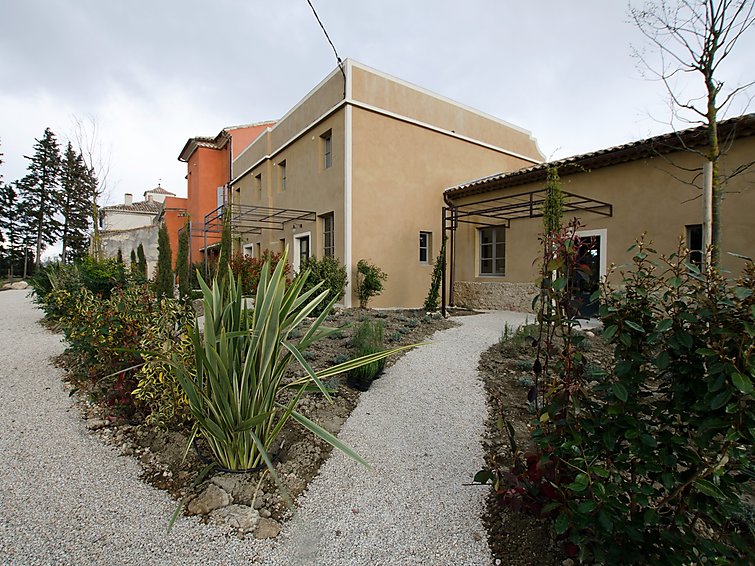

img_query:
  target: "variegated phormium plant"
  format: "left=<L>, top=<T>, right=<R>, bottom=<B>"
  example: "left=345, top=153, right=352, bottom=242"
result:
left=172, top=250, right=413, bottom=479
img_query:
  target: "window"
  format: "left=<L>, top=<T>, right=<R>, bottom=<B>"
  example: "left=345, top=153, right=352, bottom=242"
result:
left=255, top=174, right=262, bottom=200
left=321, top=130, right=332, bottom=169
left=216, top=186, right=226, bottom=208
left=479, top=226, right=506, bottom=275
left=279, top=160, right=287, bottom=191
left=242, top=243, right=254, bottom=257
left=321, top=212, right=334, bottom=257
left=419, top=231, right=432, bottom=263
left=686, top=224, right=703, bottom=267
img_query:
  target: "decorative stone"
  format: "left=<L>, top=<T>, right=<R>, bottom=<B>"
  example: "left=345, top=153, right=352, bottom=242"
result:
left=258, top=508, right=271, bottom=519
left=86, top=418, right=109, bottom=430
left=10, top=281, right=29, bottom=290
left=254, top=517, right=282, bottom=539
left=209, top=504, right=259, bottom=532
left=211, top=475, right=240, bottom=495
left=187, top=484, right=232, bottom=515
left=452, top=281, right=537, bottom=312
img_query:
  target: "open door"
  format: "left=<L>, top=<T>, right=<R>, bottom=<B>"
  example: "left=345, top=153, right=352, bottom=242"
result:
left=570, top=234, right=601, bottom=318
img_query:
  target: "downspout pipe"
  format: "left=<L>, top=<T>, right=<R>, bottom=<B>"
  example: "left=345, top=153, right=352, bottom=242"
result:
left=442, top=192, right=456, bottom=314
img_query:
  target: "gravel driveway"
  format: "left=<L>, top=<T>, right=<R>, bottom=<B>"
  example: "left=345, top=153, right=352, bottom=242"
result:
left=0, top=289, right=529, bottom=565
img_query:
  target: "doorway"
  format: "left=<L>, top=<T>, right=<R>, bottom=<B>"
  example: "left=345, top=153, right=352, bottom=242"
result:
left=571, top=229, right=606, bottom=318
left=294, top=233, right=311, bottom=273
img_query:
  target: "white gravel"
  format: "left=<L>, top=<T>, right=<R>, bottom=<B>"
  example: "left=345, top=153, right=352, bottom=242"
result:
left=0, top=289, right=530, bottom=565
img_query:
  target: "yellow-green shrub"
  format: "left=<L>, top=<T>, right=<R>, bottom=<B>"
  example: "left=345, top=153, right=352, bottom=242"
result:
left=133, top=299, right=195, bottom=429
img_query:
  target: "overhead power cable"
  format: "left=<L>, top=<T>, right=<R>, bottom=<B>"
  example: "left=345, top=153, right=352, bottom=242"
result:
left=306, top=0, right=346, bottom=97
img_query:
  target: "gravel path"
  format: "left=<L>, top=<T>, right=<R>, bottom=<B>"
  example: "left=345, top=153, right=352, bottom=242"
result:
left=255, top=309, right=532, bottom=566
left=0, top=289, right=530, bottom=565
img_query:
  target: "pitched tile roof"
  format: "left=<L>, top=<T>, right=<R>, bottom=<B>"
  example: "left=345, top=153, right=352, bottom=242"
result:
left=445, top=113, right=755, bottom=200
left=101, top=200, right=164, bottom=214
left=144, top=186, right=175, bottom=196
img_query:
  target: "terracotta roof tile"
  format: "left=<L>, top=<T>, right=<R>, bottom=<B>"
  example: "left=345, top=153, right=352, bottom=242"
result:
left=101, top=200, right=164, bottom=214
left=445, top=113, right=755, bottom=200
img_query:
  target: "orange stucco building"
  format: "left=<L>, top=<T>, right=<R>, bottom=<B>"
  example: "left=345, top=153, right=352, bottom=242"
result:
left=178, top=122, right=276, bottom=265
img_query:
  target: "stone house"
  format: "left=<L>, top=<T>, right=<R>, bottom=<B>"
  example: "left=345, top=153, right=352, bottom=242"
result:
left=99, top=186, right=178, bottom=277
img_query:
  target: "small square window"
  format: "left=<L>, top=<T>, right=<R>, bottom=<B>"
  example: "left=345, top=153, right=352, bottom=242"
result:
left=419, top=231, right=432, bottom=263
left=321, top=130, right=332, bottom=169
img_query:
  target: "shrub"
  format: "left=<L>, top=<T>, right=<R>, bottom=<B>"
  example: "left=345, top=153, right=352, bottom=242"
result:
left=355, top=259, right=387, bottom=308
left=299, top=255, right=348, bottom=316
left=533, top=241, right=755, bottom=563
left=132, top=299, right=194, bottom=429
left=347, top=320, right=385, bottom=391
left=171, top=252, right=413, bottom=476
left=53, top=283, right=157, bottom=414
left=229, top=250, right=290, bottom=295
left=423, top=236, right=446, bottom=311
left=30, top=257, right=127, bottom=317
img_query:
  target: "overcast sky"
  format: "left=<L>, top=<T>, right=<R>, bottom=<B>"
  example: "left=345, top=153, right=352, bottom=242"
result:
left=1, top=0, right=753, bottom=209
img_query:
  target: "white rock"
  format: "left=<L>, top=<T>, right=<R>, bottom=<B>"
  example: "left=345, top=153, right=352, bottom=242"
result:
left=209, top=504, right=259, bottom=532
left=186, top=484, right=232, bottom=515
left=254, top=517, right=282, bottom=539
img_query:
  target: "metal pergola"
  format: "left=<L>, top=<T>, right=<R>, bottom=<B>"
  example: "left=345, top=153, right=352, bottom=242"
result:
left=200, top=203, right=317, bottom=272
left=441, top=188, right=613, bottom=316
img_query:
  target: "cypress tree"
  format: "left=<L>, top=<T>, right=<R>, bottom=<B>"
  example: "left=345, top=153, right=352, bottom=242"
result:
left=0, top=158, right=26, bottom=277
left=18, top=128, right=62, bottom=272
left=175, top=221, right=190, bottom=300
left=154, top=222, right=173, bottom=300
left=137, top=243, right=147, bottom=278
left=116, top=248, right=123, bottom=264
left=59, top=142, right=95, bottom=263
left=216, top=208, right=231, bottom=284
left=130, top=249, right=137, bottom=273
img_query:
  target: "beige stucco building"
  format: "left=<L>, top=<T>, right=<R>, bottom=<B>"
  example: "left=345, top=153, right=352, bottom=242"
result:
left=443, top=114, right=755, bottom=314
left=227, top=60, right=544, bottom=307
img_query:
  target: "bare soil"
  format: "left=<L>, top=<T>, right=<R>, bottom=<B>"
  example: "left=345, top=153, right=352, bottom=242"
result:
left=73, top=308, right=459, bottom=531
left=477, top=325, right=614, bottom=565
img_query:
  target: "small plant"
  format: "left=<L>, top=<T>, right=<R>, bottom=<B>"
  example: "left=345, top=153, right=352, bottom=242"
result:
left=347, top=320, right=386, bottom=391
left=515, top=359, right=533, bottom=372
left=389, top=331, right=402, bottom=343
left=423, top=236, right=446, bottom=311
left=515, top=375, right=534, bottom=388
left=332, top=353, right=350, bottom=365
left=355, top=259, right=387, bottom=308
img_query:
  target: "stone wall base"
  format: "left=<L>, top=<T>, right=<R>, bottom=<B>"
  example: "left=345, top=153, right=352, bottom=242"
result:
left=452, top=281, right=537, bottom=313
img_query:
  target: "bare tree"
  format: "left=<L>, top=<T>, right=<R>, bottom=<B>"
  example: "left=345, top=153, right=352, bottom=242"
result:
left=71, top=115, right=112, bottom=261
left=631, top=0, right=755, bottom=266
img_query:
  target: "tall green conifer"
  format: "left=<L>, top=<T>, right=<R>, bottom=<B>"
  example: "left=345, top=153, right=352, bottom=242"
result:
left=154, top=222, right=173, bottom=300
left=175, top=221, right=190, bottom=300
left=59, top=142, right=95, bottom=262
left=137, top=243, right=147, bottom=278
left=19, top=128, right=62, bottom=272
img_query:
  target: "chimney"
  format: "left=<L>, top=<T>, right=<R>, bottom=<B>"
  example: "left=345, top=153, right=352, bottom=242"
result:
left=124, top=193, right=133, bottom=206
